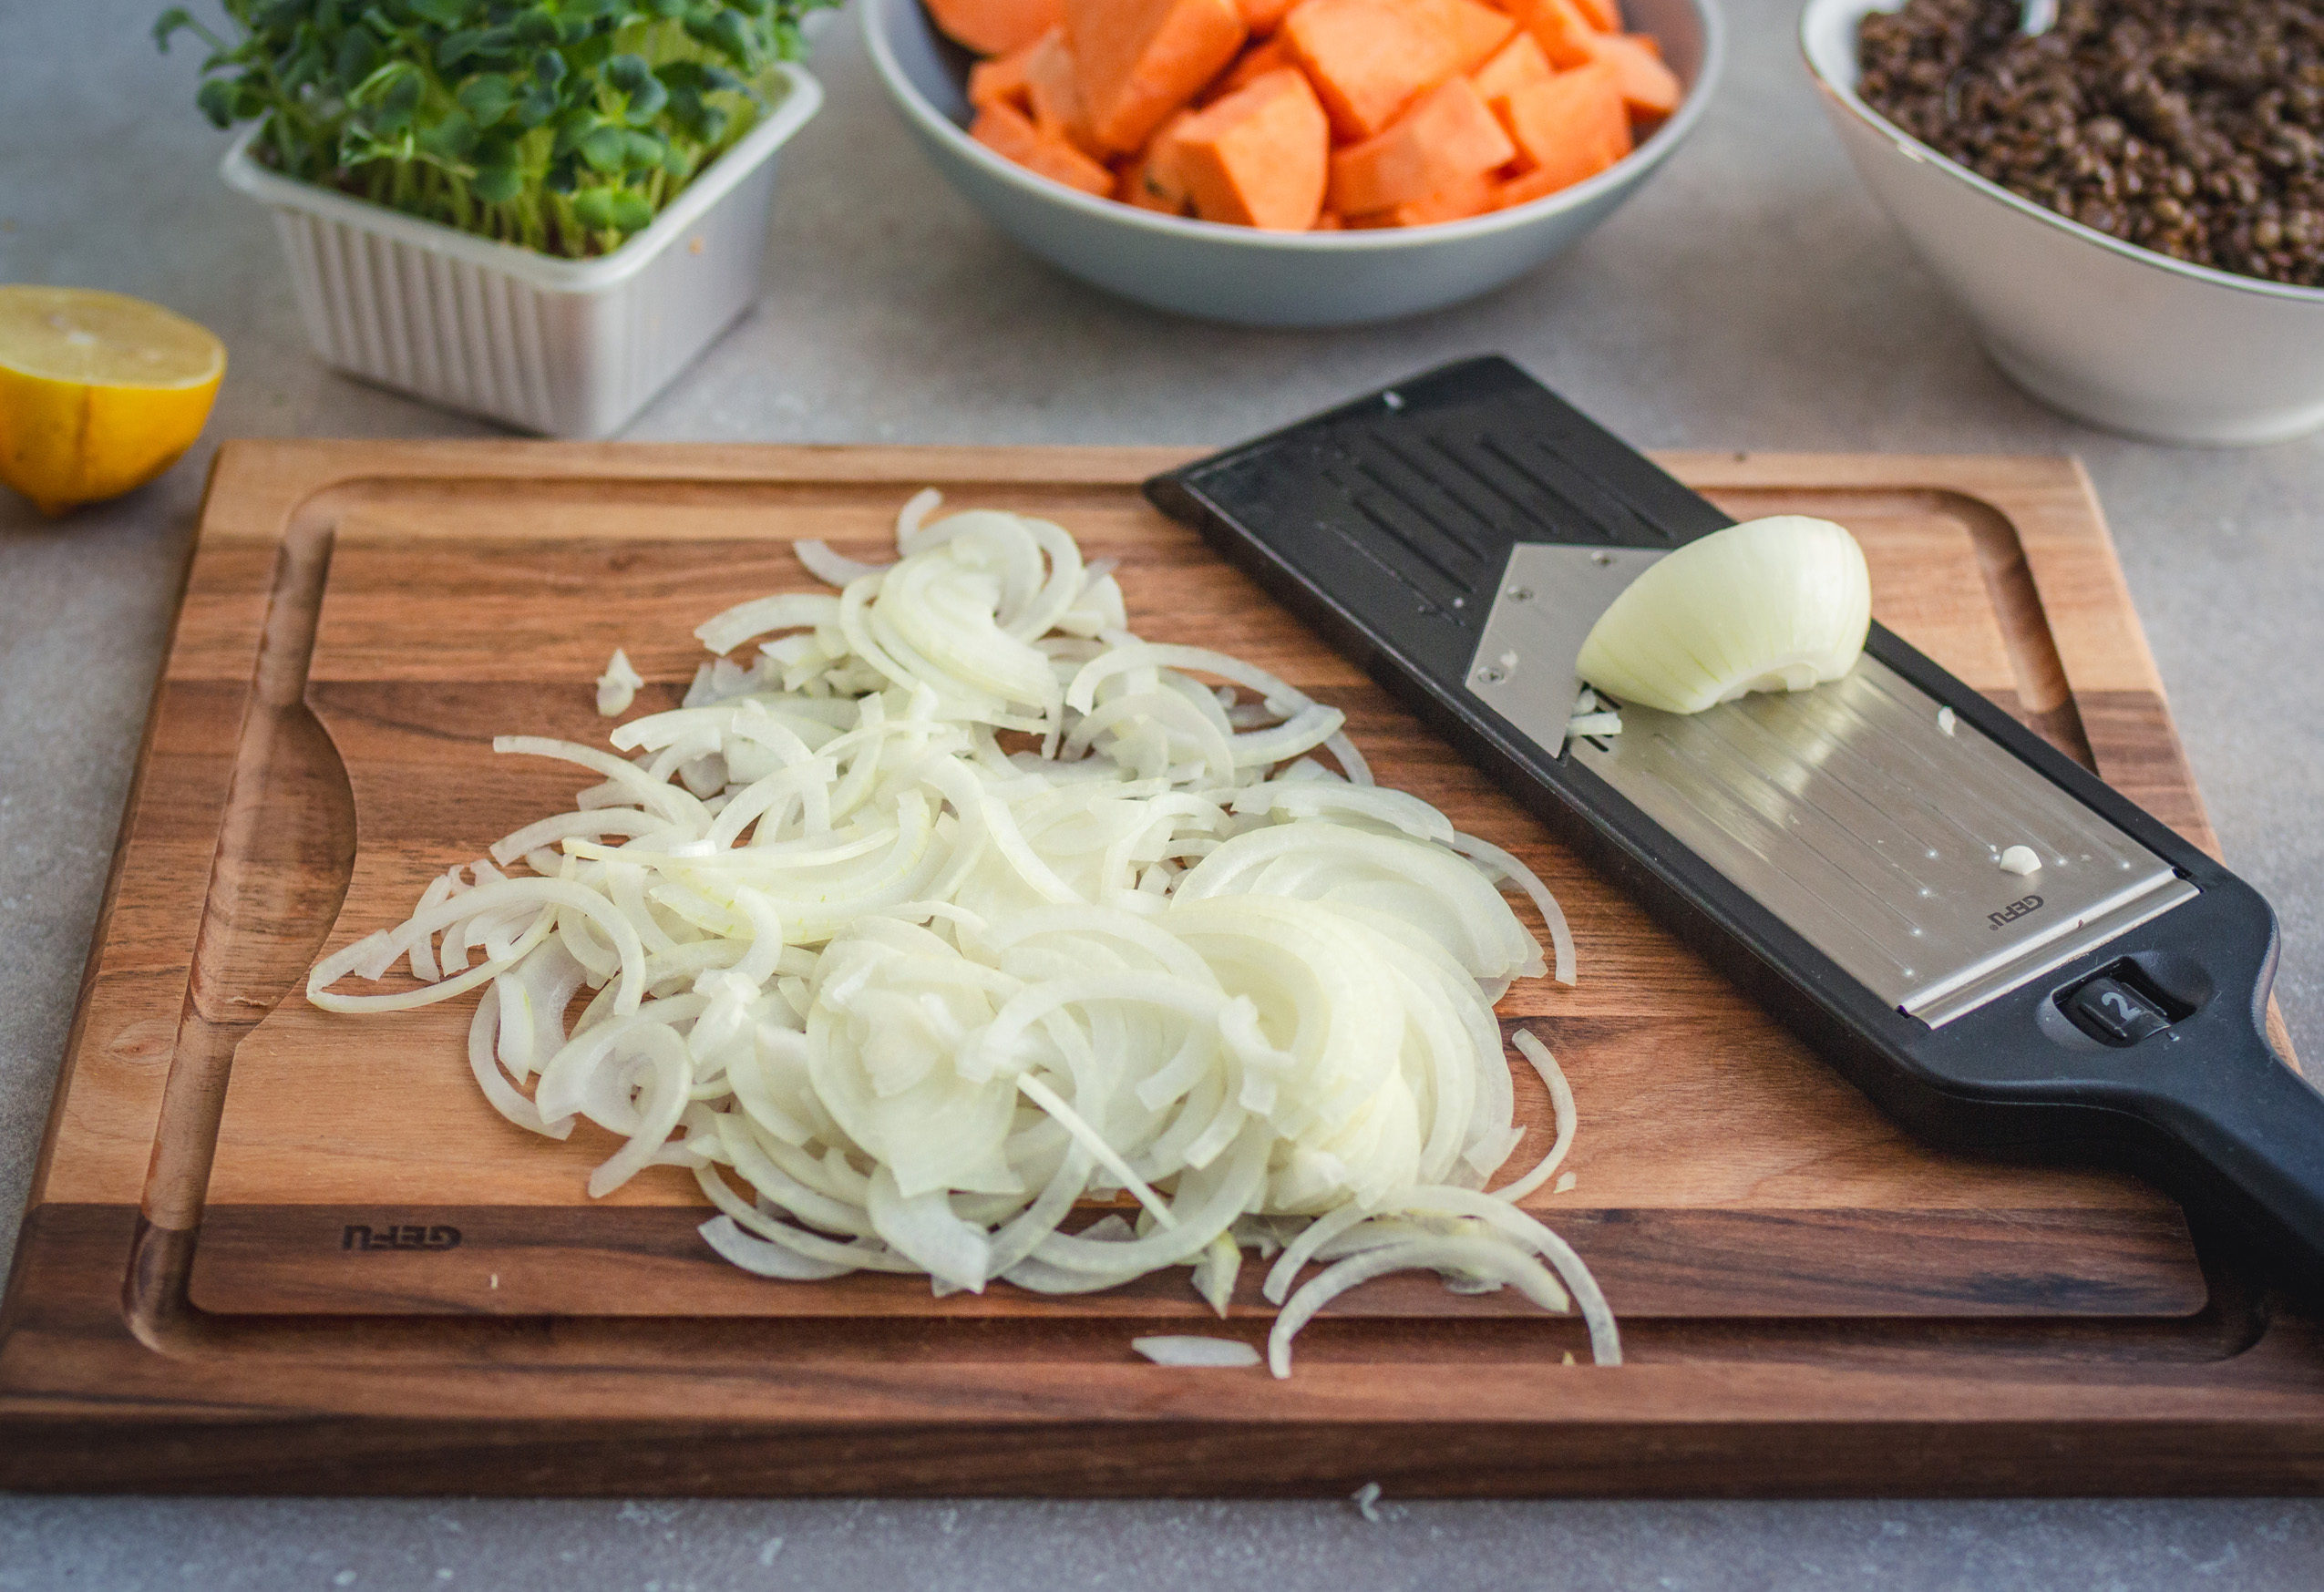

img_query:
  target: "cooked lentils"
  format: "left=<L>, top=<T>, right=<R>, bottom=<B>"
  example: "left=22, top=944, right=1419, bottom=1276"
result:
left=1857, top=0, right=2324, bottom=287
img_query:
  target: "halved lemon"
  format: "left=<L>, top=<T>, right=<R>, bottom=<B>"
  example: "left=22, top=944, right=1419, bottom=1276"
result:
left=0, top=286, right=225, bottom=516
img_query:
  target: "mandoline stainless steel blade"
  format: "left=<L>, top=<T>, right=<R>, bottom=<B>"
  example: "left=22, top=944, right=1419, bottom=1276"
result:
left=1465, top=549, right=2195, bottom=1027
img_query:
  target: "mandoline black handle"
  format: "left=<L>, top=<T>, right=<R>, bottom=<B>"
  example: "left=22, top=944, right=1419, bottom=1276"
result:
left=2134, top=1009, right=2324, bottom=1275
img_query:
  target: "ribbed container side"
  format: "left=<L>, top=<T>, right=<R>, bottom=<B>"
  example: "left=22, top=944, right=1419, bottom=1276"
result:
left=222, top=67, right=821, bottom=438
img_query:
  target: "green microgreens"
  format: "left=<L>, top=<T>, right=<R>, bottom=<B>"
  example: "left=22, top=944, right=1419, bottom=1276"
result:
left=157, top=0, right=833, bottom=259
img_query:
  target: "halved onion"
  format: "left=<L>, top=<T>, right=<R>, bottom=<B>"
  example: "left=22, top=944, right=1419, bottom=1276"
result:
left=1576, top=516, right=1871, bottom=715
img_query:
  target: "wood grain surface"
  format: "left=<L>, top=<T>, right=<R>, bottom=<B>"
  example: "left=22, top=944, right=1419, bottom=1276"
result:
left=5, top=440, right=2318, bottom=1496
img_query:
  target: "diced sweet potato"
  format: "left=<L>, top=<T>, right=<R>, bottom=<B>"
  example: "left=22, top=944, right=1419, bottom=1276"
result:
left=1312, top=208, right=1344, bottom=228
left=1203, top=35, right=1293, bottom=102
left=1326, top=75, right=1515, bottom=214
left=1572, top=0, right=1622, bottom=30
left=972, top=101, right=1116, bottom=194
left=969, top=32, right=1046, bottom=110
left=1578, top=30, right=1681, bottom=116
left=1026, top=139, right=1119, bottom=194
left=1496, top=163, right=1563, bottom=207
left=1239, top=0, right=1300, bottom=33
left=1501, top=0, right=1603, bottom=68
left=927, top=0, right=1066, bottom=57
left=1281, top=0, right=1466, bottom=140
left=1023, top=28, right=1097, bottom=150
left=1347, top=168, right=1496, bottom=226
left=1121, top=110, right=1197, bottom=211
left=1469, top=31, right=1553, bottom=103
left=1493, top=60, right=1630, bottom=198
left=1067, top=0, right=1249, bottom=153
left=972, top=98, right=1044, bottom=159
left=1170, top=66, right=1331, bottom=229
left=1398, top=0, right=1517, bottom=75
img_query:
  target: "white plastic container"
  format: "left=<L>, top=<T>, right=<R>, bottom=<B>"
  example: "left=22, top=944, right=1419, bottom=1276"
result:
left=220, top=65, right=821, bottom=438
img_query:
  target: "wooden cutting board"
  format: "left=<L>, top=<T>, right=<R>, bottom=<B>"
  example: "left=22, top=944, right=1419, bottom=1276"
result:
left=4, top=440, right=2319, bottom=1496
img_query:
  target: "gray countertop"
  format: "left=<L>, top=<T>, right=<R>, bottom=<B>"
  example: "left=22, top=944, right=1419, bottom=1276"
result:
left=4, top=0, right=2321, bottom=1582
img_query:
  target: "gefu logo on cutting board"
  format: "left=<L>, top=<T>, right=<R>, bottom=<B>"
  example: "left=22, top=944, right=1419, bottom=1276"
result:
left=1988, top=895, right=2045, bottom=930
left=341, top=1222, right=462, bottom=1252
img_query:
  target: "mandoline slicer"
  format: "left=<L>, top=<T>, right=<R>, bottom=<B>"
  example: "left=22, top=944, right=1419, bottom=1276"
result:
left=1145, top=355, right=2324, bottom=1271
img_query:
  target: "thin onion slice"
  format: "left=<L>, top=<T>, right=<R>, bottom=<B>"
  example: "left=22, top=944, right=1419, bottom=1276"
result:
left=795, top=539, right=888, bottom=586
left=1489, top=1030, right=1574, bottom=1205
left=1453, top=832, right=1576, bottom=987
left=1269, top=1235, right=1571, bottom=1378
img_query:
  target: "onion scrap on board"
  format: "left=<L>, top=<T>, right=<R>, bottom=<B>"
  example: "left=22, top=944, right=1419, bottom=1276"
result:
left=306, top=491, right=1615, bottom=1375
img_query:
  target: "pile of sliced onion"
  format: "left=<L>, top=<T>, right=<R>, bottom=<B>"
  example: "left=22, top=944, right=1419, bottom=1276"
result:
left=307, top=493, right=1615, bottom=1374
left=1577, top=515, right=1871, bottom=716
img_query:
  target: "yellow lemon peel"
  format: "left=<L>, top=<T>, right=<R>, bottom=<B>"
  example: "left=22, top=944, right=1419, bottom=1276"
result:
left=0, top=286, right=224, bottom=516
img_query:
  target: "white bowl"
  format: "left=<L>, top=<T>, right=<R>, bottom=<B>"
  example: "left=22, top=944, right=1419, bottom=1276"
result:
left=865, top=0, right=1725, bottom=327
left=1803, top=0, right=2324, bottom=447
left=221, top=66, right=823, bottom=438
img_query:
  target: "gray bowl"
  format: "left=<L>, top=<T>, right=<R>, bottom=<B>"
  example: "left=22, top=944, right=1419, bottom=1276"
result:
left=864, top=0, right=1724, bottom=327
left=1804, top=0, right=2324, bottom=447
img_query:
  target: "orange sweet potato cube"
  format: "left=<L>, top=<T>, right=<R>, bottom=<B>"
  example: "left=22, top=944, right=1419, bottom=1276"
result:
left=1023, top=28, right=1098, bottom=150
left=1347, top=167, right=1496, bottom=226
left=1121, top=110, right=1197, bottom=211
left=1493, top=60, right=1630, bottom=196
left=1067, top=0, right=1249, bottom=153
left=926, top=0, right=1066, bottom=56
left=1027, top=139, right=1119, bottom=194
left=1579, top=30, right=1681, bottom=116
left=1326, top=75, right=1514, bottom=213
left=972, top=98, right=1044, bottom=160
left=1202, top=35, right=1293, bottom=102
left=972, top=101, right=1116, bottom=194
left=1170, top=66, right=1331, bottom=228
left=1281, top=0, right=1467, bottom=139
left=1398, top=0, right=1517, bottom=74
left=1572, top=0, right=1622, bottom=30
left=1469, top=32, right=1553, bottom=103
left=1502, top=0, right=1603, bottom=68
left=1496, top=163, right=1565, bottom=207
left=968, top=32, right=1046, bottom=111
